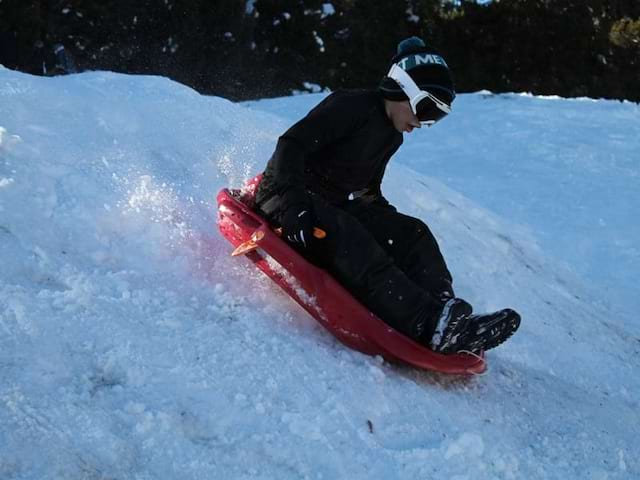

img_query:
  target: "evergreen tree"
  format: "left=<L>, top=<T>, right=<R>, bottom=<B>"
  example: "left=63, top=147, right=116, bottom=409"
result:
left=1, top=0, right=638, bottom=101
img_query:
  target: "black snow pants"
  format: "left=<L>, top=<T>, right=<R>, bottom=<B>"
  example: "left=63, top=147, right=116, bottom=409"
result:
left=257, top=192, right=454, bottom=342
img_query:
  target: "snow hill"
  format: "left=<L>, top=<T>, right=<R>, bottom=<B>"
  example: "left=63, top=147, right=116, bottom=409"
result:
left=1, top=66, right=639, bottom=479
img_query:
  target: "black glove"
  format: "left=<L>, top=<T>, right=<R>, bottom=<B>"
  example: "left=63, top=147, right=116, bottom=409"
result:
left=280, top=188, right=316, bottom=249
left=282, top=208, right=315, bottom=248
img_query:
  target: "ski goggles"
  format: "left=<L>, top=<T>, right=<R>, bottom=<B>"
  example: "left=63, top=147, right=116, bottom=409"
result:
left=387, top=63, right=452, bottom=126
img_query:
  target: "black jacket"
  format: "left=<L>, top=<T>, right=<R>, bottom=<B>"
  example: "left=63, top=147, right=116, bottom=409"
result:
left=256, top=89, right=403, bottom=210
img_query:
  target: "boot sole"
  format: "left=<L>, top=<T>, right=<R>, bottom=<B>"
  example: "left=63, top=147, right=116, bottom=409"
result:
left=465, top=309, right=521, bottom=353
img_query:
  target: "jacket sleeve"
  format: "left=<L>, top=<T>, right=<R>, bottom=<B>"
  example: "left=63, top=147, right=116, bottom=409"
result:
left=269, top=91, right=369, bottom=196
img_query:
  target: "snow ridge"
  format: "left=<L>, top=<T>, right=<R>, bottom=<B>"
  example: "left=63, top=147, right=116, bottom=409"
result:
left=1, top=68, right=638, bottom=479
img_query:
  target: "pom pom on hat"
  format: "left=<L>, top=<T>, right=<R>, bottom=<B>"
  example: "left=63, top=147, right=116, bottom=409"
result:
left=397, top=36, right=426, bottom=55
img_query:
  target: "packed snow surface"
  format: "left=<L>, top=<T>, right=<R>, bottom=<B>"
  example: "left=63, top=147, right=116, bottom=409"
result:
left=1, top=67, right=639, bottom=479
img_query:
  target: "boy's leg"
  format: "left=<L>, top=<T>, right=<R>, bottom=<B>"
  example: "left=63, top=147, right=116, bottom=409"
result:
left=257, top=193, right=443, bottom=340
left=344, top=200, right=454, bottom=299
left=342, top=200, right=523, bottom=353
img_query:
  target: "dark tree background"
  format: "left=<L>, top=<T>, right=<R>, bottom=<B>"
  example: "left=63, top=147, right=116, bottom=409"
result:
left=1, top=0, right=639, bottom=101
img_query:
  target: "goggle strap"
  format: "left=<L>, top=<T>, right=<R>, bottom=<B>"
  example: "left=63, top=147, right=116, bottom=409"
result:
left=387, top=64, right=422, bottom=100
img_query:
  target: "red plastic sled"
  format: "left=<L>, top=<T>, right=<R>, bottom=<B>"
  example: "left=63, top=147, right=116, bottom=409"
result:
left=216, top=176, right=486, bottom=375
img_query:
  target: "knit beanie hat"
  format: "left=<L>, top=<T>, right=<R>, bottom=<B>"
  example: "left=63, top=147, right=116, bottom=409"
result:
left=379, top=37, right=455, bottom=105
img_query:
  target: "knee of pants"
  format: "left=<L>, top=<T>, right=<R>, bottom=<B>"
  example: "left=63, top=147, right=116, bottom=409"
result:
left=407, top=218, right=432, bottom=241
left=315, top=209, right=393, bottom=281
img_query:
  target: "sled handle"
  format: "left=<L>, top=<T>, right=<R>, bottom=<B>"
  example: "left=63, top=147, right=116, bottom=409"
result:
left=309, top=227, right=327, bottom=239
left=231, top=227, right=326, bottom=257
left=274, top=227, right=326, bottom=239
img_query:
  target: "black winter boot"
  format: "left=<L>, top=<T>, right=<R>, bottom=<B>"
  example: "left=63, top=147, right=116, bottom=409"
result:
left=430, top=302, right=521, bottom=354
left=460, top=309, right=521, bottom=353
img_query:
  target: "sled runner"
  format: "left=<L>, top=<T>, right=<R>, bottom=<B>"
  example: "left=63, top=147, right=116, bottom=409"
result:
left=216, top=176, right=486, bottom=375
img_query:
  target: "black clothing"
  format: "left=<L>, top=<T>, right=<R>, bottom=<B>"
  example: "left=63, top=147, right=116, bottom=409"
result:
left=256, top=89, right=402, bottom=207
left=261, top=192, right=451, bottom=340
left=256, top=89, right=454, bottom=342
left=341, top=198, right=453, bottom=298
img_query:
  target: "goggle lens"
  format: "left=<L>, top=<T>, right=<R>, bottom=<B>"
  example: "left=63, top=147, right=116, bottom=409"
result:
left=415, top=97, right=449, bottom=125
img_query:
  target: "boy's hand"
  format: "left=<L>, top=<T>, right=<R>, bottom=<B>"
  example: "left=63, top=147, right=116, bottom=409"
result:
left=281, top=207, right=315, bottom=248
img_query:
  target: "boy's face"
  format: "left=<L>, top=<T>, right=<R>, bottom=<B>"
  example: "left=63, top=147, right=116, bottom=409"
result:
left=385, top=99, right=422, bottom=134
